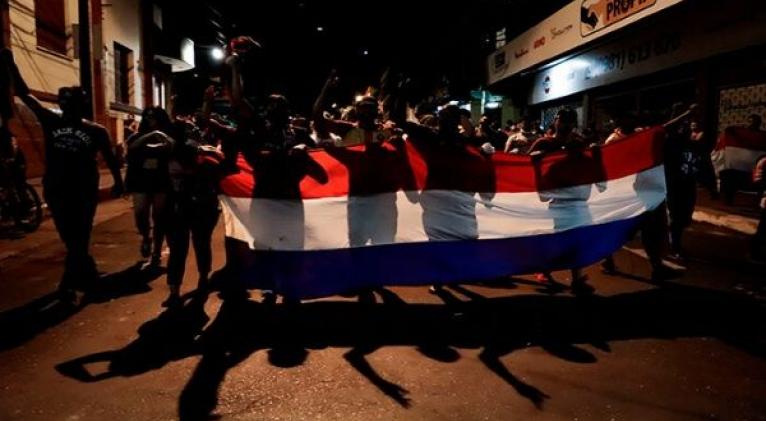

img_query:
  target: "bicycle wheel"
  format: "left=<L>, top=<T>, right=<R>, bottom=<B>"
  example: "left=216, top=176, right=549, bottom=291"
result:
left=17, top=183, right=43, bottom=232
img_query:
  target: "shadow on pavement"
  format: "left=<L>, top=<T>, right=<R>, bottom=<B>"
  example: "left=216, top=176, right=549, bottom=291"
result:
left=0, top=262, right=164, bottom=351
left=54, top=280, right=765, bottom=419
left=56, top=295, right=209, bottom=382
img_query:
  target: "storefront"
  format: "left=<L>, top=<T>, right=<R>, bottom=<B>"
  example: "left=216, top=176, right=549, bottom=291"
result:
left=487, top=0, right=766, bottom=140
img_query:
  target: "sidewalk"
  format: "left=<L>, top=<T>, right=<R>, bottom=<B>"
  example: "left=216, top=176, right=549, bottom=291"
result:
left=693, top=188, right=761, bottom=235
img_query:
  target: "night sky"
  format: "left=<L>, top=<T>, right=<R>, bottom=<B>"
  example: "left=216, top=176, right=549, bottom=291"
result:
left=161, top=0, right=569, bottom=113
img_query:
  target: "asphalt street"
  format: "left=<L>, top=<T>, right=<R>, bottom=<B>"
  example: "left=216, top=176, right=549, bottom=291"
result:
left=0, top=197, right=764, bottom=421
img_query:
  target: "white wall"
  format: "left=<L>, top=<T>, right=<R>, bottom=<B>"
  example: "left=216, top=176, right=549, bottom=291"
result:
left=102, top=0, right=143, bottom=111
left=8, top=0, right=80, bottom=99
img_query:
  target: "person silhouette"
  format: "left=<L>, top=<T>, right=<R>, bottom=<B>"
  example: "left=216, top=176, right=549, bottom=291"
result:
left=322, top=131, right=418, bottom=247
left=398, top=105, right=496, bottom=293
left=530, top=108, right=605, bottom=293
left=239, top=95, right=328, bottom=303
left=536, top=145, right=606, bottom=231
left=3, top=49, right=124, bottom=301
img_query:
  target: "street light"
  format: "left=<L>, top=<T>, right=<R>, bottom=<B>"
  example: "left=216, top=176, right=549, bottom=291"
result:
left=210, top=46, right=225, bottom=61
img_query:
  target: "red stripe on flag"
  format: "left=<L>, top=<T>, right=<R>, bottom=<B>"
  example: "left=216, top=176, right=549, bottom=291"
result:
left=220, top=126, right=666, bottom=199
left=716, top=127, right=766, bottom=152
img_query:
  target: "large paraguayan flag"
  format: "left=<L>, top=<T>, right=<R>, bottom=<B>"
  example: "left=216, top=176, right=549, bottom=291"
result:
left=219, top=127, right=667, bottom=299
left=712, top=126, right=766, bottom=174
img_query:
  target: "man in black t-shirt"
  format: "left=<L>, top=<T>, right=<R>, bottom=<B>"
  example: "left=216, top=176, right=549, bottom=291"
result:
left=3, top=49, right=124, bottom=298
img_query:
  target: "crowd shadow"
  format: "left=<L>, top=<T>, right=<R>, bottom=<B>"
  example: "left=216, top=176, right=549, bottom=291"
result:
left=55, top=295, right=208, bottom=382
left=54, top=280, right=765, bottom=419
left=0, top=262, right=164, bottom=351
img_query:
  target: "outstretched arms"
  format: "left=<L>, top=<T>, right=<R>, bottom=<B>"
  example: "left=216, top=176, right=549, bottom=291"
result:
left=663, top=104, right=697, bottom=129
left=312, top=69, right=339, bottom=139
left=1, top=48, right=56, bottom=122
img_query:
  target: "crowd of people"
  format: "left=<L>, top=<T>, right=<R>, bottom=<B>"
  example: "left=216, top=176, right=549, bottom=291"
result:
left=1, top=37, right=764, bottom=308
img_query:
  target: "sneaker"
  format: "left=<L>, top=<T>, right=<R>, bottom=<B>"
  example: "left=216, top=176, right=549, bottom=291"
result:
left=668, top=252, right=686, bottom=263
left=140, top=237, right=151, bottom=258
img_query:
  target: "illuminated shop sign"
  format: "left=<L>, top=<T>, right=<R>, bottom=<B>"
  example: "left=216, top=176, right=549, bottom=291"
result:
left=529, top=2, right=766, bottom=104
left=487, top=0, right=683, bottom=85
left=581, top=0, right=658, bottom=37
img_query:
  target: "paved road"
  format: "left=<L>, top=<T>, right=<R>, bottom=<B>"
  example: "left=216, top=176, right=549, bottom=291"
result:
left=0, top=198, right=764, bottom=420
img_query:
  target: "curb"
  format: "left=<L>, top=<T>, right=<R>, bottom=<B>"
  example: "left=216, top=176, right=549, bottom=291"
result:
left=692, top=207, right=758, bottom=235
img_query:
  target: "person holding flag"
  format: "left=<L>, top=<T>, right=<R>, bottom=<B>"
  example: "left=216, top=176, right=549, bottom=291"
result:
left=528, top=108, right=600, bottom=293
left=222, top=39, right=328, bottom=305
left=385, top=74, right=496, bottom=294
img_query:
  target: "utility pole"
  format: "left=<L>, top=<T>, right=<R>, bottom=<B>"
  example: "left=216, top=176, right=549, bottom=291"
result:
left=1, top=0, right=10, bottom=49
left=139, top=0, right=155, bottom=108
left=90, top=0, right=105, bottom=125
left=78, top=0, right=93, bottom=119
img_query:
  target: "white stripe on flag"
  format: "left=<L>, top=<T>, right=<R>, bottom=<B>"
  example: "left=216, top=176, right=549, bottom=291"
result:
left=221, top=165, right=666, bottom=251
left=713, top=146, right=766, bottom=173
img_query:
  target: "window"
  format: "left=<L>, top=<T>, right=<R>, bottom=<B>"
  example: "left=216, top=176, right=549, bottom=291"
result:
left=114, top=43, right=134, bottom=105
left=495, top=27, right=507, bottom=49
left=35, top=0, right=67, bottom=54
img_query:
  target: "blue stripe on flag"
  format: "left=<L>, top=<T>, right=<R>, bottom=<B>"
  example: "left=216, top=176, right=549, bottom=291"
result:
left=225, top=215, right=645, bottom=299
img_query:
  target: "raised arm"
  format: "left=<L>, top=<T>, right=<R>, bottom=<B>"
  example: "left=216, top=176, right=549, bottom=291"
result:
left=224, top=52, right=257, bottom=120
left=3, top=49, right=56, bottom=122
left=504, top=135, right=515, bottom=153
left=386, top=91, right=409, bottom=129
left=401, top=121, right=437, bottom=150
left=201, top=85, right=216, bottom=121
left=663, top=104, right=696, bottom=129
left=225, top=54, right=245, bottom=109
left=312, top=69, right=339, bottom=137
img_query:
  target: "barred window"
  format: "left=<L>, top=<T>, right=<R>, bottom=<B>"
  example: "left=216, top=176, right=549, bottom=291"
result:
left=35, top=0, right=67, bottom=55
left=114, top=43, right=134, bottom=104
